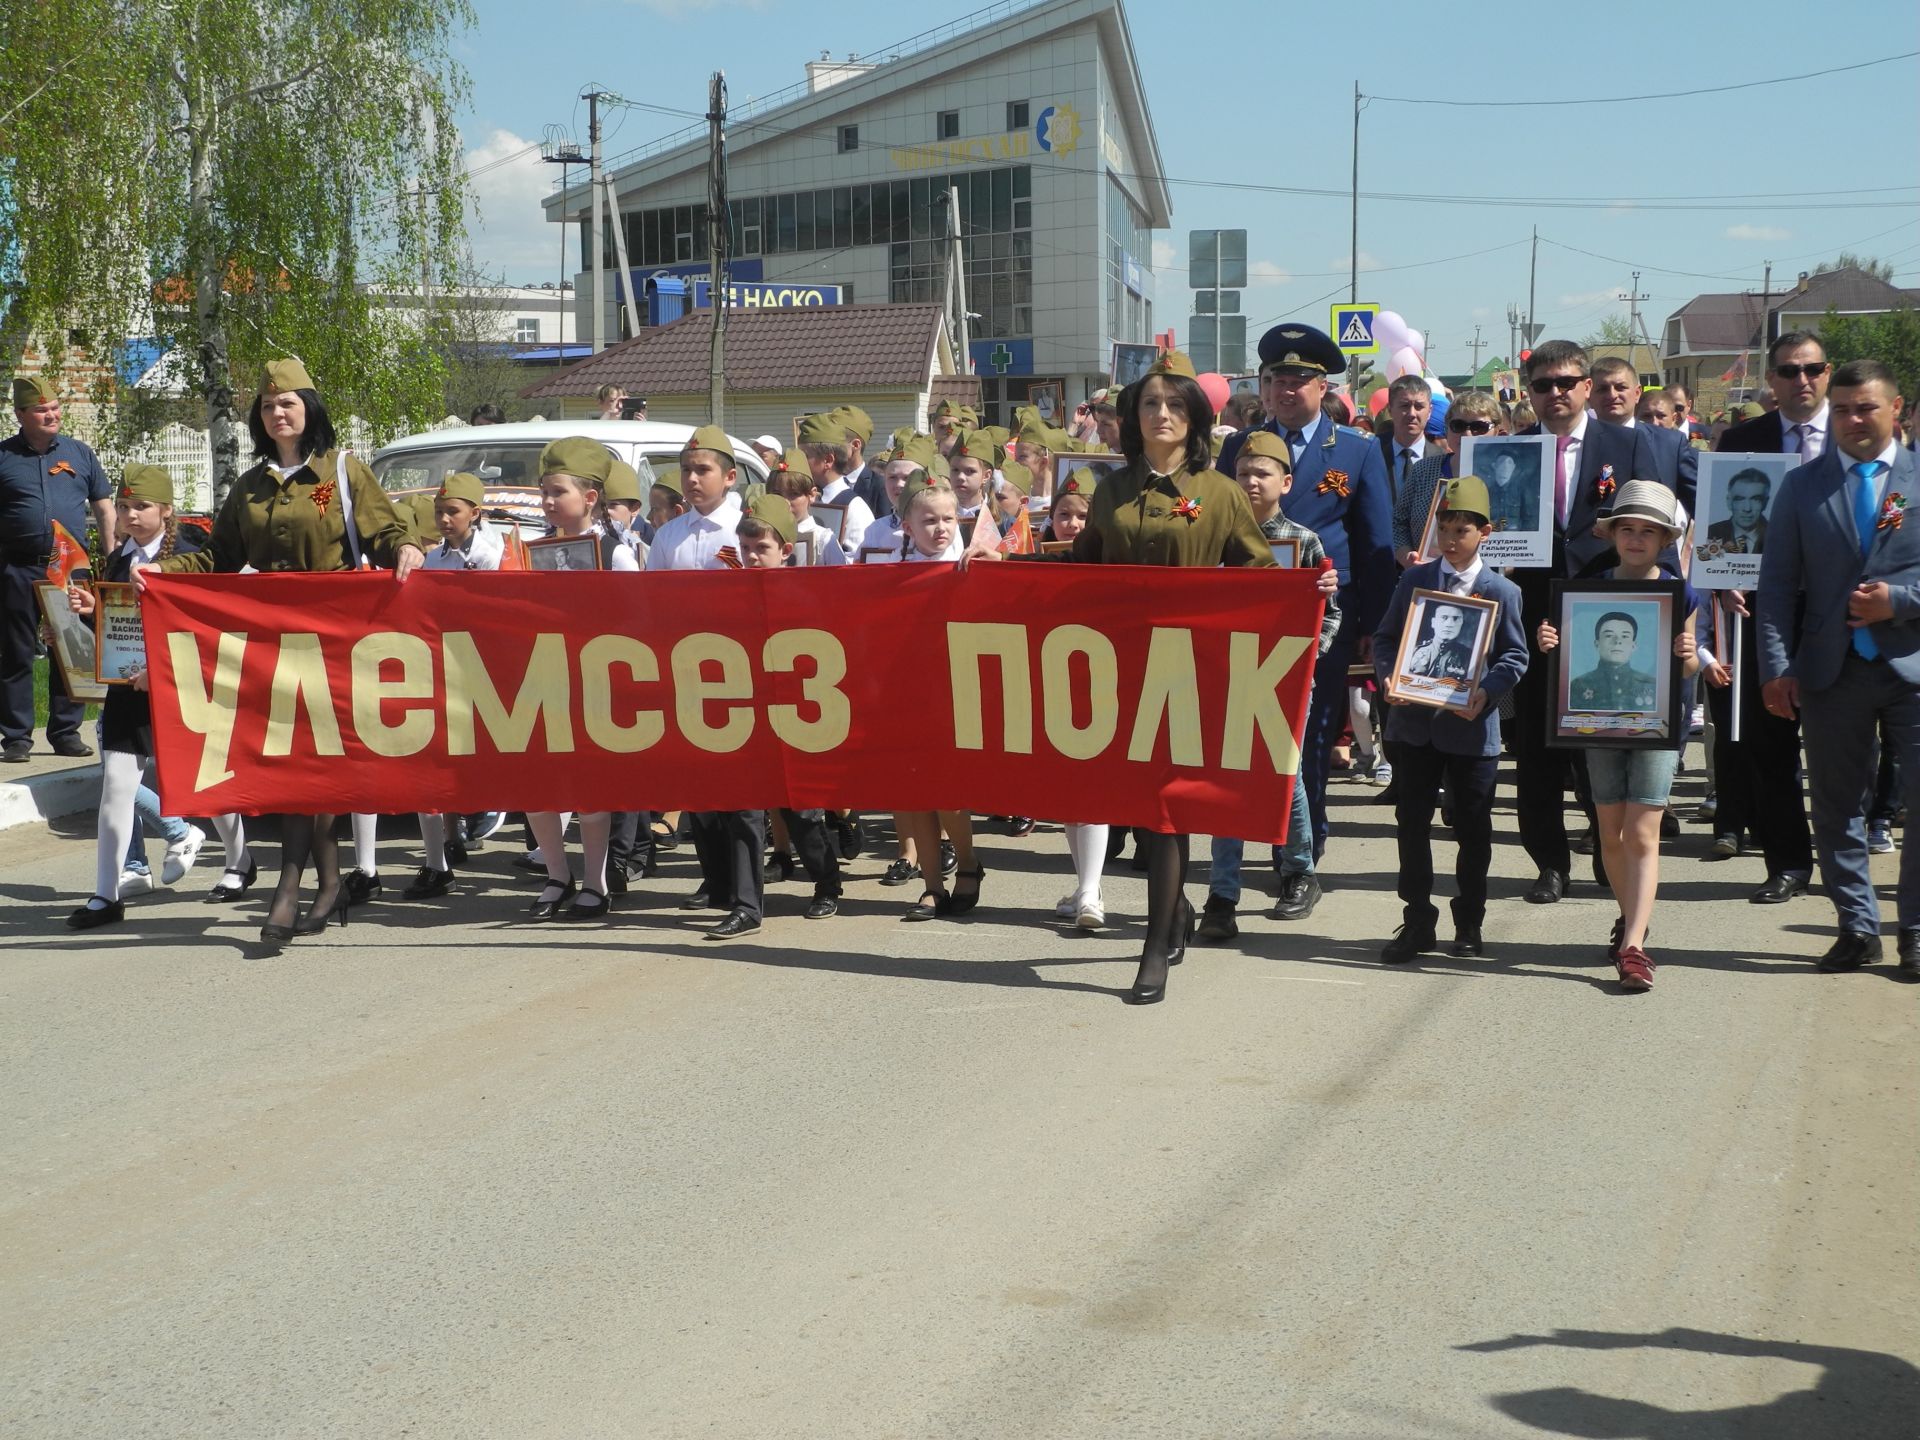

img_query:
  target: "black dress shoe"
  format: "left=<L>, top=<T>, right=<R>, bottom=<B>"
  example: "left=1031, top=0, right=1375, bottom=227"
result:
left=1898, top=928, right=1920, bottom=978
left=1525, top=869, right=1568, bottom=905
left=1750, top=871, right=1810, bottom=905
left=939, top=840, right=958, bottom=877
left=1006, top=816, right=1035, bottom=837
left=49, top=734, right=93, bottom=758
left=344, top=869, right=382, bottom=904
left=66, top=898, right=124, bottom=930
left=707, top=909, right=762, bottom=940
left=805, top=894, right=840, bottom=920
left=527, top=879, right=577, bottom=919
left=0, top=739, right=30, bottom=763
left=1817, top=930, right=1883, bottom=972
left=1273, top=873, right=1321, bottom=921
left=565, top=889, right=611, bottom=919
left=205, top=858, right=258, bottom=903
left=1381, top=925, right=1437, bottom=963
left=1450, top=927, right=1483, bottom=959
left=403, top=866, right=453, bottom=899
left=880, top=858, right=918, bottom=887
left=678, top=889, right=713, bottom=911
left=606, top=864, right=629, bottom=895
left=764, top=851, right=797, bottom=884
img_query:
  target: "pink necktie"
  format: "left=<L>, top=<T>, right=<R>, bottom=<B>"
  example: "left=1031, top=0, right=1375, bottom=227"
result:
left=1554, top=434, right=1573, bottom=527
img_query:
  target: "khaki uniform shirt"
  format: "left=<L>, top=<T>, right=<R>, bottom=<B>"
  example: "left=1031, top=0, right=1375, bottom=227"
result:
left=1569, top=662, right=1658, bottom=712
left=1072, top=459, right=1275, bottom=569
left=158, top=449, right=414, bottom=575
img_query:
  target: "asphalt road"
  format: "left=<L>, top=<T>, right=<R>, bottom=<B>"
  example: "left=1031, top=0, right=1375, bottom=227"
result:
left=2, top=756, right=1915, bottom=1439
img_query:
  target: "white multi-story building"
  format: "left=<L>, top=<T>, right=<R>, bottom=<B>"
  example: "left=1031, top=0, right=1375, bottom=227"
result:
left=540, top=0, right=1170, bottom=427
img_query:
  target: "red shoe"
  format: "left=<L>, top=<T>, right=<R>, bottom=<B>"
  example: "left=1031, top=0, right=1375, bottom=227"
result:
left=1616, top=946, right=1656, bottom=992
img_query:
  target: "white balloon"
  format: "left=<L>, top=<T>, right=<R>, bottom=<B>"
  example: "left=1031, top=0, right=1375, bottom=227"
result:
left=1404, top=328, right=1425, bottom=361
left=1423, top=372, right=1450, bottom=398
left=1372, top=310, right=1410, bottom=353
left=1384, top=344, right=1421, bottom=381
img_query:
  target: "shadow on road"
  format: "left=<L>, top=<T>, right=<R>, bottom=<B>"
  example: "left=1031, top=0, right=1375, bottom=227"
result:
left=1458, top=1326, right=1918, bottom=1440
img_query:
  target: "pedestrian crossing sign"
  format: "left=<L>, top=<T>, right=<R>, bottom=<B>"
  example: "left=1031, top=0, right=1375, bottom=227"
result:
left=1331, top=303, right=1380, bottom=355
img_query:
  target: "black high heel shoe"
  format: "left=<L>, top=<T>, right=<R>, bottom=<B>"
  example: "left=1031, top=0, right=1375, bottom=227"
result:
left=295, top=889, right=350, bottom=934
left=259, top=922, right=295, bottom=949
left=1123, top=960, right=1168, bottom=1005
left=528, top=878, right=577, bottom=919
left=939, top=864, right=987, bottom=916
left=206, top=858, right=258, bottom=903
left=1166, top=898, right=1195, bottom=967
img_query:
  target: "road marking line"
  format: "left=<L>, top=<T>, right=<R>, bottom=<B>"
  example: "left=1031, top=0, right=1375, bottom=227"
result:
left=1262, top=975, right=1364, bottom=986
left=925, top=1000, right=1051, bottom=1013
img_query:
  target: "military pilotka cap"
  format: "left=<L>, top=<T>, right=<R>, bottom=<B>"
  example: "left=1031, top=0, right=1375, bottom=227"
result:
left=603, top=459, right=643, bottom=504
left=435, top=472, right=485, bottom=506
left=1147, top=349, right=1198, bottom=380
left=1236, top=431, right=1294, bottom=468
left=682, top=425, right=735, bottom=462
left=949, top=429, right=1006, bottom=469
left=999, top=460, right=1033, bottom=498
left=745, top=492, right=798, bottom=545
left=11, top=375, right=57, bottom=408
left=779, top=446, right=810, bottom=475
left=894, top=435, right=941, bottom=472
left=540, top=436, right=613, bottom=484
left=828, top=404, right=874, bottom=444
left=118, top=463, right=174, bottom=504
left=260, top=357, right=317, bottom=395
left=796, top=412, right=843, bottom=447
left=1056, top=467, right=1096, bottom=498
left=1257, top=323, right=1344, bottom=376
left=1441, top=475, right=1492, bottom=522
left=895, top=468, right=949, bottom=517
left=652, top=465, right=683, bottom=497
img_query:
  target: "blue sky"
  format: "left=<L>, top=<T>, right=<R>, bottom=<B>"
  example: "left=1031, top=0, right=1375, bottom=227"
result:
left=455, top=0, right=1920, bottom=375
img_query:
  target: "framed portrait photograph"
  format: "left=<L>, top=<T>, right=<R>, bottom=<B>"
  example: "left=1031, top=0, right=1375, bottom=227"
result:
left=92, top=582, right=146, bottom=685
left=34, top=582, right=108, bottom=704
left=1387, top=587, right=1499, bottom=711
left=1546, top=578, right=1686, bottom=748
left=1693, top=452, right=1792, bottom=590
left=1269, top=537, right=1301, bottom=568
left=788, top=531, right=817, bottom=568
left=1110, top=342, right=1160, bottom=388
left=1027, top=380, right=1065, bottom=425
left=810, top=502, right=850, bottom=545
left=1415, top=482, right=1448, bottom=561
left=1054, top=453, right=1123, bottom=499
left=856, top=544, right=897, bottom=564
left=524, top=534, right=601, bottom=572
left=1038, top=540, right=1073, bottom=555
left=1459, top=433, right=1556, bottom=567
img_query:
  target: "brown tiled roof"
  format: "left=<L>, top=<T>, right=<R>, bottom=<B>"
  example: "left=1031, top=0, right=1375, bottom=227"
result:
left=1668, top=267, right=1920, bottom=352
left=520, top=302, right=947, bottom=399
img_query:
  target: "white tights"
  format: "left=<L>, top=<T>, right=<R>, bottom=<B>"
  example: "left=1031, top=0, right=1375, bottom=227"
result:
left=418, top=814, right=446, bottom=872
left=1063, top=822, right=1109, bottom=904
left=1348, top=685, right=1378, bottom=766
left=94, top=751, right=143, bottom=902
left=526, top=811, right=608, bottom=896
left=208, top=812, right=250, bottom=880
left=352, top=813, right=379, bottom=875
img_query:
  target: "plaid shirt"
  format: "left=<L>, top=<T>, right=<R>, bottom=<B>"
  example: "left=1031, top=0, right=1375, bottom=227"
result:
left=1263, top=511, right=1341, bottom=656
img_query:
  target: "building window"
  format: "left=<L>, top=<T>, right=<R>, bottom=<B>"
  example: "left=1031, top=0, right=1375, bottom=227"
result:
left=937, top=110, right=960, bottom=140
left=838, top=124, right=858, bottom=153
left=514, top=317, right=540, bottom=343
left=1006, top=100, right=1029, bottom=131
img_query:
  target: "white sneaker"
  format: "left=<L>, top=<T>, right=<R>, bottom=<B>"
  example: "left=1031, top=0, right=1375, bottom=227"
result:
left=118, top=868, right=155, bottom=897
left=161, top=823, right=208, bottom=885
left=1054, top=892, right=1078, bottom=919
left=1076, top=895, right=1105, bottom=929
left=1372, top=760, right=1394, bottom=786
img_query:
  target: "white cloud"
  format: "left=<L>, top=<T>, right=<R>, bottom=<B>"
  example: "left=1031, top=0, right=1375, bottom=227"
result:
left=1471, top=306, right=1491, bottom=319
left=1325, top=250, right=1383, bottom=273
left=1726, top=223, right=1790, bottom=242
left=1152, top=237, right=1178, bottom=269
left=463, top=128, right=567, bottom=283
left=1558, top=288, right=1622, bottom=310
left=1249, top=260, right=1292, bottom=286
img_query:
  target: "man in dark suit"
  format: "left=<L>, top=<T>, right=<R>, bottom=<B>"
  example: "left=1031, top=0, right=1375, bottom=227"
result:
left=1218, top=323, right=1394, bottom=860
left=1590, top=356, right=1698, bottom=516
left=1757, top=358, right=1920, bottom=976
left=1378, top=375, right=1434, bottom=503
left=1707, top=332, right=1826, bottom=903
left=1508, top=340, right=1670, bottom=903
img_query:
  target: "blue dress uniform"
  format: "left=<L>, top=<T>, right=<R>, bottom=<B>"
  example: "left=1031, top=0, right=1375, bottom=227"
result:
left=1217, top=325, right=1394, bottom=859
left=1, top=377, right=111, bottom=756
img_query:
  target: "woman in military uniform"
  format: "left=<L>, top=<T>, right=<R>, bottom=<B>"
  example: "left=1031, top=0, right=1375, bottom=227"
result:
left=1073, top=350, right=1275, bottom=1004
left=143, top=359, right=422, bottom=947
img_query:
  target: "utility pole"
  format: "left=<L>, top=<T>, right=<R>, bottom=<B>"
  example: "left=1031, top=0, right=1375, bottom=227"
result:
left=587, top=89, right=606, bottom=355
left=946, top=184, right=972, bottom=364
left=1619, top=270, right=1652, bottom=376
left=1525, top=225, right=1538, bottom=355
left=706, top=70, right=728, bottom=427
left=1506, top=303, right=1519, bottom=368
left=1348, top=81, right=1362, bottom=392
left=540, top=126, right=584, bottom=347
left=1466, top=325, right=1485, bottom=376
left=603, top=175, right=641, bottom=341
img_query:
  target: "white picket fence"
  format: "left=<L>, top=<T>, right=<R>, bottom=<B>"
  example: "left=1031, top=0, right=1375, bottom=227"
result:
left=105, top=414, right=463, bottom=512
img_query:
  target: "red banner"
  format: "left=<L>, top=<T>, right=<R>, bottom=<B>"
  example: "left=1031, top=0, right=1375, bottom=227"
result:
left=141, top=567, right=1324, bottom=841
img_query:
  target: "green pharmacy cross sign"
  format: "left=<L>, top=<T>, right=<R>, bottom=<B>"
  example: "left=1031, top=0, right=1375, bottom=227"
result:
left=989, top=344, right=1014, bottom=374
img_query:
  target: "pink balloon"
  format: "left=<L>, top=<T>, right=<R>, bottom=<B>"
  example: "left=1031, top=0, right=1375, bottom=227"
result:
left=1384, top=344, right=1422, bottom=381
left=1404, top=329, right=1425, bottom=361
left=1196, top=372, right=1232, bottom=415
left=1367, top=387, right=1391, bottom=417
left=1373, top=310, right=1411, bottom=354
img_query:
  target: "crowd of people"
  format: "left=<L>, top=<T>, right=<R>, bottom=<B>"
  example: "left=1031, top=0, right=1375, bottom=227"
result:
left=5, top=313, right=1917, bottom=1002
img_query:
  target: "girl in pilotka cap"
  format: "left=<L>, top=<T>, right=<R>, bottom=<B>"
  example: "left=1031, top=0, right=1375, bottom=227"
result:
left=65, top=465, right=251, bottom=929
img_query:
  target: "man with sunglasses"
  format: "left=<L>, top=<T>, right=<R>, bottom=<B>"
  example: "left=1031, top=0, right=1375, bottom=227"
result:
left=1508, top=340, right=1672, bottom=904
left=1218, top=322, right=1394, bottom=861
left=1703, top=332, right=1828, bottom=906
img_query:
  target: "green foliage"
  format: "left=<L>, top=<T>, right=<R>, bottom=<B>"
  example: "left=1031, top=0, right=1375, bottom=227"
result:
left=1814, top=253, right=1896, bottom=283
left=1582, top=316, right=1636, bottom=348
left=1, top=0, right=473, bottom=488
left=1820, top=305, right=1920, bottom=404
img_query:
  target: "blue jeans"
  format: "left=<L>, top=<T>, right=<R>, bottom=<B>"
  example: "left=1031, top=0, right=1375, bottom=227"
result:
left=124, top=780, right=190, bottom=871
left=1208, top=774, right=1314, bottom=905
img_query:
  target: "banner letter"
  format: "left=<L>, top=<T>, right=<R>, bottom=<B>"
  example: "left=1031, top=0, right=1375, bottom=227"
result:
left=1040, top=624, right=1118, bottom=760
left=947, top=623, right=1033, bottom=753
left=444, top=632, right=575, bottom=755
left=1220, top=633, right=1312, bottom=773
left=1127, top=628, right=1203, bottom=766
left=764, top=629, right=850, bottom=751
left=671, top=634, right=755, bottom=753
left=165, top=630, right=248, bottom=790
left=263, top=634, right=344, bottom=757
left=351, top=633, right=436, bottom=758
left=580, top=635, right=663, bottom=754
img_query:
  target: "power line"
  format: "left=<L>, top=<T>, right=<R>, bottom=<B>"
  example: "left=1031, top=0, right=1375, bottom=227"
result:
left=1368, top=51, right=1918, bottom=107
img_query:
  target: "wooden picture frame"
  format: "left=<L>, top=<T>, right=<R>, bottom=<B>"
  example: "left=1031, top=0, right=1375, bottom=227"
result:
left=789, top=531, right=817, bottom=568
left=34, top=582, right=108, bottom=704
left=811, top=502, right=850, bottom=545
left=1027, top=380, right=1065, bottom=425
left=1269, top=537, right=1301, bottom=569
left=856, top=544, right=897, bottom=564
left=1386, top=587, right=1500, bottom=711
left=1545, top=578, right=1687, bottom=748
left=1038, top=540, right=1073, bottom=555
left=524, top=534, right=602, bottom=571
left=1415, top=481, right=1448, bottom=562
left=92, top=582, right=145, bottom=685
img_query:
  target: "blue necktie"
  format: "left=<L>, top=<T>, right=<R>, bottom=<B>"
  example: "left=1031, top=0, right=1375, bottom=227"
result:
left=1852, top=460, right=1886, bottom=659
left=1285, top=428, right=1305, bottom=461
